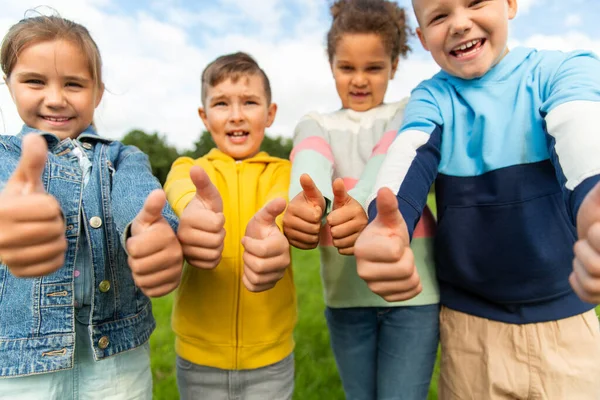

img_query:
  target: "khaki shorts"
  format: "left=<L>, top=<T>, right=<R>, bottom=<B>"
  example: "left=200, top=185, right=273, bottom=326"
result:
left=439, top=306, right=600, bottom=400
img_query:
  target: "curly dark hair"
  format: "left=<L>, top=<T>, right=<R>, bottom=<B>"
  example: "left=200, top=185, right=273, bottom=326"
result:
left=326, top=0, right=412, bottom=63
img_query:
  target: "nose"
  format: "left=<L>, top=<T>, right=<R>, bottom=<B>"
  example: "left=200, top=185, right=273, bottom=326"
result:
left=351, top=71, right=368, bottom=87
left=45, top=85, right=67, bottom=108
left=228, top=102, right=244, bottom=123
left=450, top=10, right=473, bottom=36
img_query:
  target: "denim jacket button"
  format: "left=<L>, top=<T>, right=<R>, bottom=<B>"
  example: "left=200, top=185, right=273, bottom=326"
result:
left=99, top=280, right=111, bottom=293
left=89, top=216, right=103, bottom=229
left=98, top=336, right=110, bottom=349
left=82, top=142, right=93, bottom=150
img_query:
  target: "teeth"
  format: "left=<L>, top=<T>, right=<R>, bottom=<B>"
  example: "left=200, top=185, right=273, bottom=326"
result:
left=46, top=117, right=69, bottom=122
left=229, top=131, right=247, bottom=136
left=454, top=39, right=480, bottom=52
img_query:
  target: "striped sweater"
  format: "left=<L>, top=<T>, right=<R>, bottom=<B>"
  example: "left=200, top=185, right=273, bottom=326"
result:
left=290, top=100, right=439, bottom=308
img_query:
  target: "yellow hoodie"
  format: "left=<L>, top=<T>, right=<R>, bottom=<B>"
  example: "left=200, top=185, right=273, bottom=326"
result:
left=164, top=149, right=296, bottom=370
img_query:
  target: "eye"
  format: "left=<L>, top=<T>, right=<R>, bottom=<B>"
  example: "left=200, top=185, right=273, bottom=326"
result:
left=469, top=0, right=485, bottom=6
left=213, top=101, right=227, bottom=107
left=25, top=79, right=44, bottom=85
left=66, top=82, right=83, bottom=88
left=367, top=66, right=383, bottom=72
left=430, top=14, right=447, bottom=24
left=339, top=65, right=354, bottom=71
left=245, top=100, right=258, bottom=105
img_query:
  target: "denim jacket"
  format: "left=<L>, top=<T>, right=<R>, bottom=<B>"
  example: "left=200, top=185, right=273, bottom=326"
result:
left=0, top=126, right=179, bottom=377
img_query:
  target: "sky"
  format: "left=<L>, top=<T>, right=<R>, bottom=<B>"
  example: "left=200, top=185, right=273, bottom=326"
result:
left=0, top=0, right=598, bottom=151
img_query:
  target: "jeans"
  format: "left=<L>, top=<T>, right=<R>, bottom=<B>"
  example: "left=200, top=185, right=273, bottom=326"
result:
left=176, top=353, right=294, bottom=400
left=325, top=304, right=439, bottom=400
left=0, top=319, right=152, bottom=400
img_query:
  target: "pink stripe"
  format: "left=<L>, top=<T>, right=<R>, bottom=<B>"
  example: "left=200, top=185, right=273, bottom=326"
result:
left=342, top=177, right=358, bottom=190
left=290, top=136, right=334, bottom=163
left=371, top=130, right=397, bottom=156
left=319, top=223, right=333, bottom=246
left=413, top=206, right=436, bottom=238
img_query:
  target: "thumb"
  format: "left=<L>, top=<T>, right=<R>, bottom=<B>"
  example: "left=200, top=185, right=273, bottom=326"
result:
left=246, top=198, right=286, bottom=239
left=374, top=187, right=405, bottom=231
left=190, top=165, right=223, bottom=213
left=332, top=178, right=349, bottom=210
left=577, top=181, right=600, bottom=239
left=132, top=189, right=166, bottom=235
left=300, top=174, right=324, bottom=208
left=7, top=134, right=48, bottom=195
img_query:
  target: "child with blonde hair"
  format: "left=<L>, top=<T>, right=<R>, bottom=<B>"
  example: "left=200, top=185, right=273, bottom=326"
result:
left=0, top=14, right=183, bottom=399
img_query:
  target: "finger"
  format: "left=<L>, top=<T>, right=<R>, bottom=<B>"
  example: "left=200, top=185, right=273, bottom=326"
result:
left=138, top=279, right=181, bottom=298
left=332, top=232, right=360, bottom=250
left=354, top=236, right=408, bottom=264
left=127, top=224, right=175, bottom=259
left=128, top=245, right=183, bottom=276
left=242, top=235, right=289, bottom=260
left=7, top=251, right=65, bottom=278
left=181, top=210, right=226, bottom=234
left=177, top=227, right=226, bottom=250
left=186, top=256, right=222, bottom=270
left=374, top=188, right=405, bottom=230
left=574, top=239, right=600, bottom=279
left=330, top=219, right=364, bottom=241
left=190, top=166, right=223, bottom=213
left=288, top=238, right=320, bottom=250
left=0, top=220, right=65, bottom=248
left=332, top=178, right=349, bottom=210
left=132, top=258, right=182, bottom=286
left=182, top=245, right=224, bottom=266
left=577, top=182, right=600, bottom=238
left=6, top=134, right=48, bottom=195
left=2, top=236, right=67, bottom=268
left=132, top=190, right=166, bottom=236
left=337, top=246, right=355, bottom=256
left=357, top=248, right=415, bottom=281
left=252, top=198, right=287, bottom=228
left=0, top=195, right=62, bottom=222
left=569, top=266, right=599, bottom=304
left=242, top=273, right=278, bottom=293
left=375, top=283, right=423, bottom=303
left=300, top=174, right=324, bottom=208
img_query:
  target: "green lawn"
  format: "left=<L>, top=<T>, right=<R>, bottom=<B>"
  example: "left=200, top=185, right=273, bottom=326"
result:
left=149, top=247, right=440, bottom=399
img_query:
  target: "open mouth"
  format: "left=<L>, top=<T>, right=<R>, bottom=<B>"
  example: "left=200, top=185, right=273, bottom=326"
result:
left=227, top=130, right=249, bottom=143
left=41, top=116, right=73, bottom=126
left=350, top=91, right=370, bottom=98
left=450, top=38, right=486, bottom=58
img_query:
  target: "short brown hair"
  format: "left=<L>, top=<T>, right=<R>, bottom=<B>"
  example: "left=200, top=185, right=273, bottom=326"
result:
left=326, top=0, right=412, bottom=63
left=201, top=52, right=272, bottom=106
left=1, top=14, right=103, bottom=92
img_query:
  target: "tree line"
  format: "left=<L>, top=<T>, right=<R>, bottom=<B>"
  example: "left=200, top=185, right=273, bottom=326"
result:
left=121, top=129, right=293, bottom=185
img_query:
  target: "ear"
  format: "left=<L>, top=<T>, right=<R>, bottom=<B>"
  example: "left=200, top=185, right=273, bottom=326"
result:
left=390, top=57, right=399, bottom=80
left=266, top=103, right=277, bottom=128
left=94, top=83, right=105, bottom=108
left=198, top=107, right=210, bottom=130
left=416, top=27, right=430, bottom=52
left=507, top=0, right=518, bottom=19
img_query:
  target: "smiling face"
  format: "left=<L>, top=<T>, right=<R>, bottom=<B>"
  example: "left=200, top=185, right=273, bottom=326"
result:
left=414, top=0, right=517, bottom=79
left=5, top=39, right=103, bottom=140
left=199, top=74, right=277, bottom=160
left=330, top=33, right=398, bottom=112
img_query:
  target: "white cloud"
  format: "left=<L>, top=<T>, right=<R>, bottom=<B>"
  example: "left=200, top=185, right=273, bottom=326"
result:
left=517, top=0, right=541, bottom=14
left=0, top=0, right=597, bottom=152
left=565, top=14, right=582, bottom=28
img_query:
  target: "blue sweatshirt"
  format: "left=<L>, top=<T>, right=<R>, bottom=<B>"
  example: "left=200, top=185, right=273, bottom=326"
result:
left=367, top=47, right=600, bottom=324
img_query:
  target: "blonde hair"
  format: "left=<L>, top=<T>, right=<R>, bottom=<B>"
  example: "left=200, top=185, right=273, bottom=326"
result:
left=1, top=15, right=103, bottom=92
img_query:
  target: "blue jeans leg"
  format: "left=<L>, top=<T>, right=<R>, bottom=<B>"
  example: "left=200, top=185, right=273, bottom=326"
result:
left=325, top=307, right=378, bottom=400
left=326, top=305, right=439, bottom=400
left=377, top=304, right=440, bottom=400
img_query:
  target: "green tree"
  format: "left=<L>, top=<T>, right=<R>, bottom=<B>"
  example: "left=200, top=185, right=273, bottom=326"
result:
left=183, top=131, right=216, bottom=159
left=121, top=129, right=180, bottom=185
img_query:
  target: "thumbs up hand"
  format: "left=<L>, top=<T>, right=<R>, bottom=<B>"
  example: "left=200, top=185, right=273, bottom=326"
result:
left=283, top=174, right=325, bottom=249
left=326, top=178, right=368, bottom=255
left=242, top=198, right=290, bottom=292
left=354, top=188, right=421, bottom=302
left=570, top=182, right=600, bottom=304
left=127, top=190, right=183, bottom=297
left=177, top=166, right=226, bottom=269
left=0, top=134, right=67, bottom=277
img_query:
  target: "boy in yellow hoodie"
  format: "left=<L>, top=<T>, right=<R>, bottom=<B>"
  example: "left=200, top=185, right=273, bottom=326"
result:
left=164, top=52, right=296, bottom=400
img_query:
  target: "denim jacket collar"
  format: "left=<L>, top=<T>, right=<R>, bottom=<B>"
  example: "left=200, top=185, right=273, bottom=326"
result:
left=16, top=125, right=114, bottom=150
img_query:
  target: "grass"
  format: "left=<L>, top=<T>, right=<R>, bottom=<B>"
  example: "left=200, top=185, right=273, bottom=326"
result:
left=148, top=194, right=595, bottom=398
left=149, top=247, right=440, bottom=399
